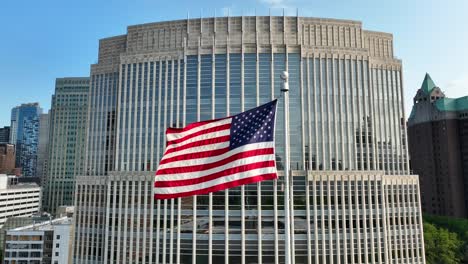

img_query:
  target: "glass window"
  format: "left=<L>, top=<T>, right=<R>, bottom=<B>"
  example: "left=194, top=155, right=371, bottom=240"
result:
left=244, top=53, right=257, bottom=110
left=229, top=54, right=242, bottom=115
left=200, top=55, right=212, bottom=120
left=215, top=54, right=227, bottom=118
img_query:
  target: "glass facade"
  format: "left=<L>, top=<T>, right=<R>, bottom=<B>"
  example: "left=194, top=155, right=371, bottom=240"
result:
left=86, top=72, right=118, bottom=176
left=106, top=51, right=413, bottom=264
left=9, top=103, right=42, bottom=177
left=42, top=78, right=89, bottom=214
left=115, top=54, right=408, bottom=175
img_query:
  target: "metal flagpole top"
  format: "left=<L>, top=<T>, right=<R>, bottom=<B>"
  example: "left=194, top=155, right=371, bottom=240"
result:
left=280, top=70, right=292, bottom=264
left=280, top=71, right=289, bottom=92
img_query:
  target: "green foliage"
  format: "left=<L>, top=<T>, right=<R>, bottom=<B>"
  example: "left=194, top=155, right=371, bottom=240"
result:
left=424, top=222, right=462, bottom=264
left=424, top=214, right=468, bottom=242
left=424, top=215, right=468, bottom=264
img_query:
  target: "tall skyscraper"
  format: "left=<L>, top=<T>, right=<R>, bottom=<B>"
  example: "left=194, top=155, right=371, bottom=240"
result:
left=408, top=74, right=468, bottom=218
left=0, top=126, right=10, bottom=144
left=10, top=103, right=42, bottom=176
left=42, top=78, right=89, bottom=214
left=36, top=112, right=50, bottom=182
left=74, top=16, right=425, bottom=263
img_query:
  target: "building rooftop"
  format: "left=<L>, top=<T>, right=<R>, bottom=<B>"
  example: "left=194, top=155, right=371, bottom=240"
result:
left=9, top=217, right=72, bottom=232
left=410, top=73, right=468, bottom=119
left=13, top=103, right=40, bottom=108
left=420, top=73, right=437, bottom=94
left=126, top=15, right=364, bottom=31
left=0, top=174, right=39, bottom=190
left=2, top=183, right=40, bottom=190
left=435, top=96, right=468, bottom=112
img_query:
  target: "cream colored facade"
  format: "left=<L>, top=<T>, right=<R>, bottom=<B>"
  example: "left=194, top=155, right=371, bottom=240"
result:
left=3, top=217, right=74, bottom=264
left=0, top=175, right=41, bottom=229
left=75, top=171, right=425, bottom=263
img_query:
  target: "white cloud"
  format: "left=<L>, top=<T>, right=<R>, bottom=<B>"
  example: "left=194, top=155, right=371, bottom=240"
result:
left=259, top=0, right=288, bottom=7
left=445, top=73, right=468, bottom=98
left=258, top=0, right=297, bottom=13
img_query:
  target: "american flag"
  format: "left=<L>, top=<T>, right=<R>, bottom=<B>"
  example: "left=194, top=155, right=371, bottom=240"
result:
left=154, top=100, right=278, bottom=199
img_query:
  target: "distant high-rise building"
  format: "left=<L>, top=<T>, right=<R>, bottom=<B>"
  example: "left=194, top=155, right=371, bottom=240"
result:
left=10, top=103, right=42, bottom=176
left=408, top=73, right=468, bottom=218
left=42, top=78, right=89, bottom=214
left=0, top=144, right=16, bottom=174
left=0, top=126, right=10, bottom=144
left=74, top=16, right=426, bottom=264
left=36, top=112, right=50, bottom=182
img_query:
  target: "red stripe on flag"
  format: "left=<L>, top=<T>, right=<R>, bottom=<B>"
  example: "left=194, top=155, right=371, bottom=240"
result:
left=156, top=148, right=274, bottom=175
left=166, top=116, right=230, bottom=134
left=159, top=147, right=230, bottom=165
left=166, top=123, right=231, bottom=146
left=155, top=160, right=275, bottom=187
left=154, top=173, right=277, bottom=199
left=163, top=135, right=230, bottom=155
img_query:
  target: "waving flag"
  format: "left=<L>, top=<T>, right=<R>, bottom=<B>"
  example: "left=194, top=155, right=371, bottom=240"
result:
left=154, top=100, right=278, bottom=199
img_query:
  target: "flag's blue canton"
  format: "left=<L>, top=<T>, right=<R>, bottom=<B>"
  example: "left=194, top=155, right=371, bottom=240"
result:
left=230, top=100, right=277, bottom=150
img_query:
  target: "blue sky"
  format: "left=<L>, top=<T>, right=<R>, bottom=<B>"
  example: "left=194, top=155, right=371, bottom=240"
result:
left=1, top=0, right=467, bottom=126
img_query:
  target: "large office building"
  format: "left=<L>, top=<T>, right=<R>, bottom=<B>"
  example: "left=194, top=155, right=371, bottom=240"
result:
left=408, top=74, right=468, bottom=218
left=42, top=78, right=89, bottom=214
left=10, top=103, right=42, bottom=176
left=74, top=16, right=425, bottom=263
left=0, top=126, right=10, bottom=144
left=36, top=112, right=50, bottom=182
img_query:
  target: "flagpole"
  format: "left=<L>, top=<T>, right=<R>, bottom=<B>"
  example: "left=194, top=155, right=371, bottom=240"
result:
left=280, top=71, right=292, bottom=264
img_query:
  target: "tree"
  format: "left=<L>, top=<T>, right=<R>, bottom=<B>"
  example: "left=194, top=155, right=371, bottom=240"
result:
left=424, top=214, right=468, bottom=263
left=424, top=222, right=463, bottom=264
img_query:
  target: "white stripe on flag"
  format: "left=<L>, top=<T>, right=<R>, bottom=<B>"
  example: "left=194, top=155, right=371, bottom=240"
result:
left=154, top=167, right=277, bottom=194
left=158, top=142, right=274, bottom=169
left=161, top=142, right=230, bottom=160
left=156, top=154, right=275, bottom=181
left=167, top=118, right=232, bottom=140
left=165, top=129, right=231, bottom=151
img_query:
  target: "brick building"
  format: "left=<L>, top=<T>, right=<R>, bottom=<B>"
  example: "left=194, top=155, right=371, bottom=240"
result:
left=0, top=144, right=16, bottom=175
left=408, top=73, right=468, bottom=218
